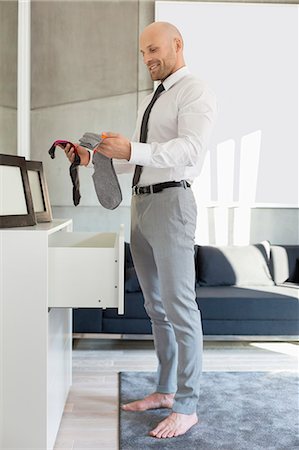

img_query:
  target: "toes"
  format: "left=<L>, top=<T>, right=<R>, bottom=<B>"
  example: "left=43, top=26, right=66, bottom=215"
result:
left=121, top=404, right=129, bottom=410
left=173, top=429, right=182, bottom=437
left=149, top=422, right=165, bottom=438
left=149, top=418, right=173, bottom=439
left=149, top=426, right=161, bottom=437
left=122, top=398, right=151, bottom=411
left=167, top=429, right=176, bottom=438
left=121, top=403, right=133, bottom=411
left=149, top=413, right=199, bottom=439
left=121, top=401, right=141, bottom=411
left=156, top=426, right=168, bottom=439
left=149, top=429, right=158, bottom=437
left=161, top=427, right=173, bottom=439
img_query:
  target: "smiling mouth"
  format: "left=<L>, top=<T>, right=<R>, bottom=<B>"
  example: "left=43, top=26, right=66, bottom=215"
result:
left=149, top=63, right=159, bottom=72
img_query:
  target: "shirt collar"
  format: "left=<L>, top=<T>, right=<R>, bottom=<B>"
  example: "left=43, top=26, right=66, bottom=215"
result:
left=161, top=66, right=190, bottom=91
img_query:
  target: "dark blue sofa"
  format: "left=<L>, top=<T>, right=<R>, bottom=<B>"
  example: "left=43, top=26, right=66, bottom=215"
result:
left=73, top=243, right=299, bottom=337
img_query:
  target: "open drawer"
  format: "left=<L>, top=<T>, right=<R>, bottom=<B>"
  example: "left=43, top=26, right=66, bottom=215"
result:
left=48, top=225, right=124, bottom=313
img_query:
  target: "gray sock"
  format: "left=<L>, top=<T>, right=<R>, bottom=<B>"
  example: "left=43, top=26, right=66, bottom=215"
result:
left=79, top=132, right=102, bottom=151
left=79, top=132, right=122, bottom=210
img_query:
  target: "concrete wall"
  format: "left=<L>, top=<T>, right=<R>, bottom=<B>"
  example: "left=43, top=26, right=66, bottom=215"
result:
left=0, top=1, right=18, bottom=155
left=1, top=0, right=297, bottom=244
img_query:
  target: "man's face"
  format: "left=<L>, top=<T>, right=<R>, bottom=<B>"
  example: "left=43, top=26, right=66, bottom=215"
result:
left=140, top=31, right=178, bottom=81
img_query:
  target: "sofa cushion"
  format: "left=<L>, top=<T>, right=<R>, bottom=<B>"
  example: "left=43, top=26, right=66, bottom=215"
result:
left=201, top=319, right=299, bottom=336
left=196, top=285, right=299, bottom=320
left=196, top=241, right=274, bottom=287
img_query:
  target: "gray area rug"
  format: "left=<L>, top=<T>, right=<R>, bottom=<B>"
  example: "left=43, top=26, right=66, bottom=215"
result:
left=119, top=371, right=299, bottom=450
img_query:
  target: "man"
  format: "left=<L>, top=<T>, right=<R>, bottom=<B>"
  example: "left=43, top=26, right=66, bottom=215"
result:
left=64, top=21, right=217, bottom=438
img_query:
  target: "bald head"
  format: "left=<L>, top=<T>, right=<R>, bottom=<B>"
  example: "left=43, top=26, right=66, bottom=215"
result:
left=142, top=22, right=184, bottom=45
left=140, top=21, right=185, bottom=81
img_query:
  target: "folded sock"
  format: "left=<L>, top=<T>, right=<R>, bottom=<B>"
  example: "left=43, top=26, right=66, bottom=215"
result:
left=79, top=132, right=122, bottom=210
left=78, top=132, right=102, bottom=150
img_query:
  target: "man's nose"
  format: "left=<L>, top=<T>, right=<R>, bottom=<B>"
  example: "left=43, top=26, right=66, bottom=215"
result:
left=143, top=53, right=151, bottom=66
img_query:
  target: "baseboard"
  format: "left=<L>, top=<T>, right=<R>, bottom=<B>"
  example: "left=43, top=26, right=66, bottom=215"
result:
left=72, top=333, right=299, bottom=342
left=72, top=333, right=153, bottom=340
left=202, top=335, right=299, bottom=342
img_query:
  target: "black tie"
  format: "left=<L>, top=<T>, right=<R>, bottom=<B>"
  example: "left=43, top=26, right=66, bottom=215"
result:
left=132, top=83, right=165, bottom=187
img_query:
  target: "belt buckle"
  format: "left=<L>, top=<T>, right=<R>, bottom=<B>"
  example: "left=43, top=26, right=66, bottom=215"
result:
left=133, top=185, right=144, bottom=195
left=132, top=184, right=154, bottom=195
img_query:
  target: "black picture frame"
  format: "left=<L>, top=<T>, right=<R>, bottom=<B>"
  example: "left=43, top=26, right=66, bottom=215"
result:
left=0, top=154, right=36, bottom=228
left=26, top=160, right=52, bottom=223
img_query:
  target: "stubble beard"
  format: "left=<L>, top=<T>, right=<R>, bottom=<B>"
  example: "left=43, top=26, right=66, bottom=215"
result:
left=148, top=62, right=163, bottom=81
left=149, top=64, right=172, bottom=82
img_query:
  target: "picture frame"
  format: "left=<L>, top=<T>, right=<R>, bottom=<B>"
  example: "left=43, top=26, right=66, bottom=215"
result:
left=0, top=154, right=36, bottom=228
left=26, top=160, right=52, bottom=223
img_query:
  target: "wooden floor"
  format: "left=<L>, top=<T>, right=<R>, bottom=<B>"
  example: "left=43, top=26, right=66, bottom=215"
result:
left=54, top=338, right=298, bottom=450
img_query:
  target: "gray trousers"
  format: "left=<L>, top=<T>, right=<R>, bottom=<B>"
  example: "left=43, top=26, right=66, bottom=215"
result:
left=130, top=186, right=203, bottom=414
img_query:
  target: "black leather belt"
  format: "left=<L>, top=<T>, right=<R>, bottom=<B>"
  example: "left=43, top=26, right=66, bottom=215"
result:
left=132, top=180, right=191, bottom=195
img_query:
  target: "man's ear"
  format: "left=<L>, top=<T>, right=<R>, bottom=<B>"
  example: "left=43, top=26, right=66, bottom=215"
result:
left=174, top=37, right=183, bottom=53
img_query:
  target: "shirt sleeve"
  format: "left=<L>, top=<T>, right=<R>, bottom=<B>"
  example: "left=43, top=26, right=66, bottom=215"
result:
left=111, top=122, right=138, bottom=175
left=129, top=83, right=218, bottom=168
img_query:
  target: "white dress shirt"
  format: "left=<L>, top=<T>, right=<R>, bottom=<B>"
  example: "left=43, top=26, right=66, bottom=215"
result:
left=88, top=66, right=218, bottom=186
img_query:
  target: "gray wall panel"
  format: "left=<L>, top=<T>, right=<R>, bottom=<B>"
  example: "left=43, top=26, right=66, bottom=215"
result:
left=31, top=0, right=138, bottom=108
left=250, top=208, right=299, bottom=245
left=0, top=1, right=17, bottom=108
left=0, top=1, right=17, bottom=155
left=138, top=0, right=154, bottom=92
left=0, top=107, right=17, bottom=155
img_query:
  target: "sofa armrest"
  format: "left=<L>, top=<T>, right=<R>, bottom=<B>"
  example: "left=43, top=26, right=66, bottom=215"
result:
left=270, top=245, right=299, bottom=284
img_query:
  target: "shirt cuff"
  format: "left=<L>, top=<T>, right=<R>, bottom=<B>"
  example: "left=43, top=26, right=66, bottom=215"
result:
left=129, top=142, right=152, bottom=166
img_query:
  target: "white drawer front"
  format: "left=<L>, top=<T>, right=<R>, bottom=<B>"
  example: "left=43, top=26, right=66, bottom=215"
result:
left=48, top=229, right=124, bottom=313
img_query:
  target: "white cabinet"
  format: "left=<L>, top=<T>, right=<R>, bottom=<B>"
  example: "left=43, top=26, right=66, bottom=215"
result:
left=0, top=219, right=124, bottom=450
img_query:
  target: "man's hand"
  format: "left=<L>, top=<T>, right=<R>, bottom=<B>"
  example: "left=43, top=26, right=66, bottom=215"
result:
left=62, top=143, right=90, bottom=166
left=95, top=132, right=131, bottom=161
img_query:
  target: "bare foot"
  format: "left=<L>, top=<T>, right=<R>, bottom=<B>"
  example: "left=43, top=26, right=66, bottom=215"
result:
left=149, top=412, right=198, bottom=438
left=121, top=392, right=175, bottom=411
